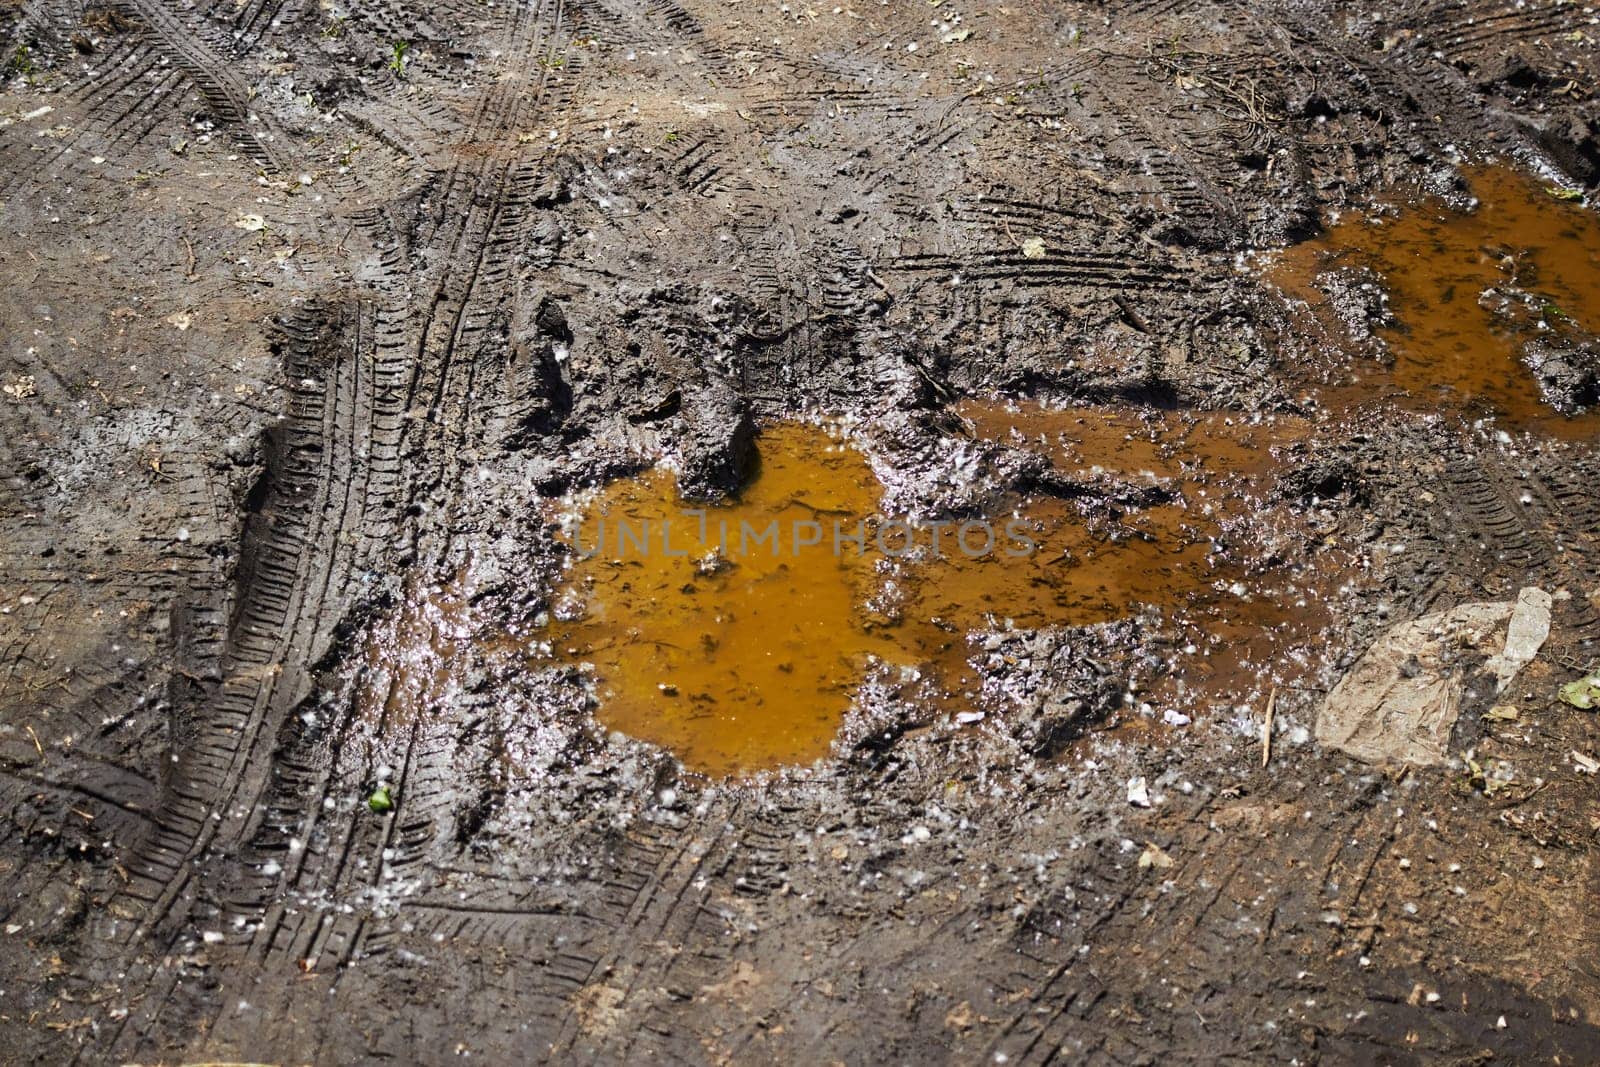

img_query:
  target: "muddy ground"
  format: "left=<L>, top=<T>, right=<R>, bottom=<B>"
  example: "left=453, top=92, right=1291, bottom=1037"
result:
left=4, top=0, right=1600, bottom=1062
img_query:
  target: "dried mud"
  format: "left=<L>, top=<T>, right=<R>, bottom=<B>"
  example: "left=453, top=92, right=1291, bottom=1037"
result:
left=4, top=0, right=1600, bottom=1063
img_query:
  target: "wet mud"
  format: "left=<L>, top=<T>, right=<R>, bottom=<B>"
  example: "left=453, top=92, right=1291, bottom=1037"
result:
left=4, top=0, right=1600, bottom=1063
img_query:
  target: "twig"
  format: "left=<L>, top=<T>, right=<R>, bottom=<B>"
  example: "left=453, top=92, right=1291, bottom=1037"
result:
left=998, top=214, right=1020, bottom=247
left=1261, top=686, right=1276, bottom=768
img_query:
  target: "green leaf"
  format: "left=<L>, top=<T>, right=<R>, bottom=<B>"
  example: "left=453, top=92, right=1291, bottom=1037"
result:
left=368, top=785, right=395, bottom=813
left=1545, top=186, right=1584, bottom=202
left=1558, top=675, right=1600, bottom=710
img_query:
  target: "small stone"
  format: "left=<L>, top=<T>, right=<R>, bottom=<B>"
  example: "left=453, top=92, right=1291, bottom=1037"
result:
left=1137, top=843, right=1173, bottom=869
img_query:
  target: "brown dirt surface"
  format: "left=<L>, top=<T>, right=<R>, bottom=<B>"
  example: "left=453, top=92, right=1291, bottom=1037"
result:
left=3, top=0, right=1600, bottom=1062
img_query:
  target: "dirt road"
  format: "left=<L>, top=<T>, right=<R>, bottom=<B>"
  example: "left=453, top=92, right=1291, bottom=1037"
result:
left=3, top=0, right=1600, bottom=1061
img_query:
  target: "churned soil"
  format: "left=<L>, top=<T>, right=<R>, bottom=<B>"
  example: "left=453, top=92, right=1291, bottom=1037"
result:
left=3, top=0, right=1600, bottom=1062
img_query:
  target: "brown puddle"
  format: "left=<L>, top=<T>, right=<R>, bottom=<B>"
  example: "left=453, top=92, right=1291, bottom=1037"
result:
left=1271, top=164, right=1600, bottom=438
left=952, top=403, right=1340, bottom=709
left=544, top=424, right=888, bottom=777
left=543, top=415, right=1333, bottom=776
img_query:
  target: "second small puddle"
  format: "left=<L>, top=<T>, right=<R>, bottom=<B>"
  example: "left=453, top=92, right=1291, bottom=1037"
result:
left=1271, top=164, right=1600, bottom=437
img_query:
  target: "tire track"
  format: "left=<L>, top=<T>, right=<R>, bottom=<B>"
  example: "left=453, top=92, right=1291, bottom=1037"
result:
left=92, top=0, right=590, bottom=1054
left=109, top=0, right=285, bottom=169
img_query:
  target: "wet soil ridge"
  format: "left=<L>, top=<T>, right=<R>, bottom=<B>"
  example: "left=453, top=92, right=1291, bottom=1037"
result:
left=4, top=0, right=1600, bottom=1061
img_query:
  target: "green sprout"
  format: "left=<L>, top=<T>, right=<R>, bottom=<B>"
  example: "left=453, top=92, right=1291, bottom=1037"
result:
left=5, top=45, right=35, bottom=80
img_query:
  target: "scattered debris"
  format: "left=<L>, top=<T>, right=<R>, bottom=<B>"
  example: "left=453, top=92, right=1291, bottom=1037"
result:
left=1127, top=776, right=1152, bottom=808
left=1485, top=587, right=1553, bottom=690
left=1464, top=756, right=1516, bottom=795
left=944, top=1001, right=975, bottom=1031
left=1316, top=588, right=1551, bottom=766
left=694, top=548, right=731, bottom=576
left=1019, top=237, right=1046, bottom=260
left=1261, top=686, right=1276, bottom=768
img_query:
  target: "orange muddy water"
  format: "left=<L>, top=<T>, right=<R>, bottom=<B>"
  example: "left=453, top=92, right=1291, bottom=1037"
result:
left=954, top=403, right=1338, bottom=713
left=1272, top=164, right=1600, bottom=438
left=544, top=416, right=1326, bottom=776
left=545, top=424, right=888, bottom=777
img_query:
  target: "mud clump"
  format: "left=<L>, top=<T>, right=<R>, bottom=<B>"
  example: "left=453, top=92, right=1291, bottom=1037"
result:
left=674, top=386, right=757, bottom=502
left=1521, top=335, right=1600, bottom=416
left=1526, top=111, right=1600, bottom=188
left=502, top=293, right=573, bottom=446
left=977, top=621, right=1144, bottom=759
